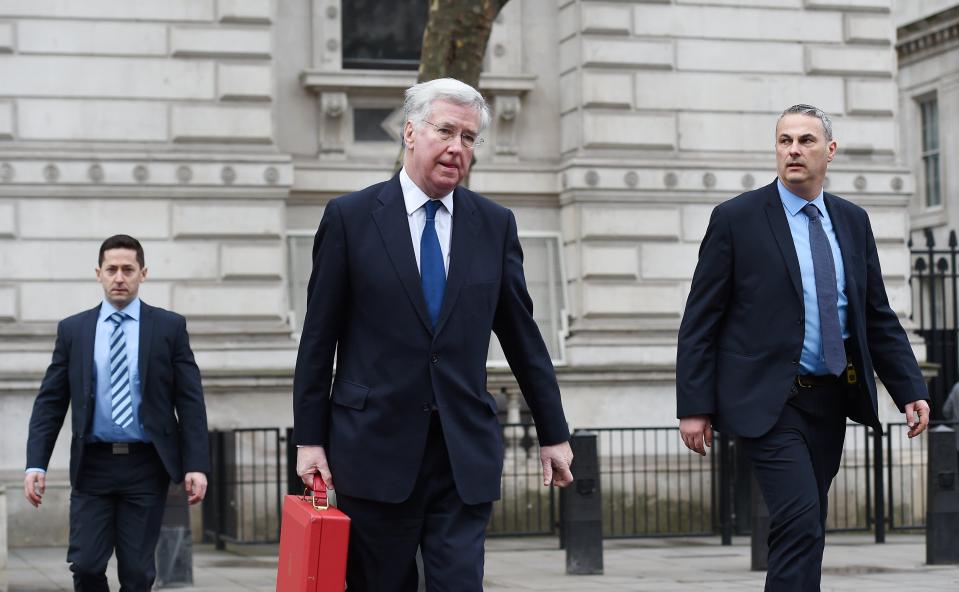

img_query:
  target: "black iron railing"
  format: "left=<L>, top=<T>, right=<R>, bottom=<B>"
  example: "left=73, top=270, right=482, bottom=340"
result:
left=886, top=420, right=959, bottom=532
left=487, top=423, right=557, bottom=537
left=202, top=428, right=283, bottom=546
left=201, top=420, right=952, bottom=543
left=827, top=424, right=873, bottom=532
left=578, top=427, right=716, bottom=538
left=910, top=228, right=958, bottom=416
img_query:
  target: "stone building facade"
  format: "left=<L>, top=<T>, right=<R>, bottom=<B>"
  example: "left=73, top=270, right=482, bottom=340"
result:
left=895, top=0, right=959, bottom=244
left=0, top=0, right=925, bottom=544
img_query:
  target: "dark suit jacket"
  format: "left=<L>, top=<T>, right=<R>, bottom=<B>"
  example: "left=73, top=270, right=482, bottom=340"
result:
left=676, top=180, right=928, bottom=438
left=293, top=175, right=570, bottom=505
left=26, top=301, right=210, bottom=485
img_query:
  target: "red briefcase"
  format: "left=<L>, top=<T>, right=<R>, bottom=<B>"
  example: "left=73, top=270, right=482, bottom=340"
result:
left=276, top=475, right=350, bottom=592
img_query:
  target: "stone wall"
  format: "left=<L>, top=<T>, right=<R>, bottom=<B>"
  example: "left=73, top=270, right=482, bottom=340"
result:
left=896, top=2, right=959, bottom=242
left=0, top=0, right=929, bottom=544
left=556, top=0, right=914, bottom=381
left=0, top=0, right=298, bottom=544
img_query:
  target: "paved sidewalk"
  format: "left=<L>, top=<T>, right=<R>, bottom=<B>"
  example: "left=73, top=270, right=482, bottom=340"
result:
left=6, top=534, right=959, bottom=591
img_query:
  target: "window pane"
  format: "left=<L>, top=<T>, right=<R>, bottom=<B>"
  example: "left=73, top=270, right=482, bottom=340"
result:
left=354, top=108, right=397, bottom=143
left=920, top=97, right=939, bottom=152
left=342, top=0, right=427, bottom=70
left=925, top=154, right=941, bottom=207
left=488, top=234, right=568, bottom=365
left=919, top=96, right=940, bottom=208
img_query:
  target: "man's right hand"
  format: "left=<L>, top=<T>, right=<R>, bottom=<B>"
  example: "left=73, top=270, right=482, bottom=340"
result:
left=24, top=471, right=46, bottom=507
left=296, top=445, right=334, bottom=491
left=679, top=415, right=713, bottom=456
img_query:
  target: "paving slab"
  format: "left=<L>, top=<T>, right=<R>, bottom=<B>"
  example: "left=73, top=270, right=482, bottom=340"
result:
left=4, top=534, right=959, bottom=591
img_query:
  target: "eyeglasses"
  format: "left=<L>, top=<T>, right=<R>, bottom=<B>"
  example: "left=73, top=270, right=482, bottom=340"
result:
left=422, top=120, right=484, bottom=150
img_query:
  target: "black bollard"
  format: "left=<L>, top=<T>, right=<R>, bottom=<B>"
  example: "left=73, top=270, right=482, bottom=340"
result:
left=750, top=473, right=769, bottom=571
left=926, top=425, right=959, bottom=565
left=155, top=482, right=194, bottom=588
left=562, top=431, right=603, bottom=575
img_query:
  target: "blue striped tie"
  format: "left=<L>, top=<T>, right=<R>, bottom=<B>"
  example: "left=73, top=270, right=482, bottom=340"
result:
left=802, top=204, right=847, bottom=376
left=420, top=199, right=446, bottom=327
left=108, top=312, right=134, bottom=429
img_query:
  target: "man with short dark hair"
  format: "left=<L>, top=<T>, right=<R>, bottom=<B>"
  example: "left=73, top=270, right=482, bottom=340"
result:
left=676, top=105, right=930, bottom=590
left=25, top=234, right=210, bottom=591
left=293, top=78, right=573, bottom=591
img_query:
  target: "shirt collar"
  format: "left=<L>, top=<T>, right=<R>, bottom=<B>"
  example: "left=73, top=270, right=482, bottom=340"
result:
left=99, top=297, right=141, bottom=322
left=399, top=167, right=454, bottom=216
left=777, top=178, right=826, bottom=217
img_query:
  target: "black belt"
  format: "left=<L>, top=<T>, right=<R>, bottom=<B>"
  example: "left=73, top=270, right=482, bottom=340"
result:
left=86, top=442, right=153, bottom=455
left=795, top=374, right=842, bottom=388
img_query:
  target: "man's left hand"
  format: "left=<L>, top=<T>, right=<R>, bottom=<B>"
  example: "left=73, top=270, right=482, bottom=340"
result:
left=184, top=472, right=208, bottom=505
left=905, top=399, right=931, bottom=439
left=540, top=441, right=574, bottom=488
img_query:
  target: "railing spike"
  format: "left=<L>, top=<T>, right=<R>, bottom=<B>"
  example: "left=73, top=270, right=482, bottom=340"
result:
left=950, top=230, right=957, bottom=248
left=925, top=227, right=935, bottom=248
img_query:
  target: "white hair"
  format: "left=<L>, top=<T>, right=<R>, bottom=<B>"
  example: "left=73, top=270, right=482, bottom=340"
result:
left=403, top=78, right=491, bottom=134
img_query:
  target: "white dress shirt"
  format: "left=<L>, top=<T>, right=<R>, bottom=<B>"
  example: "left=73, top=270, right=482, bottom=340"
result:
left=400, top=167, right=452, bottom=276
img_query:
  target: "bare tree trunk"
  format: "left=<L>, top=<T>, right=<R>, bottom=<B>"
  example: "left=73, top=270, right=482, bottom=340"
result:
left=418, top=0, right=509, bottom=87
left=394, top=0, right=510, bottom=175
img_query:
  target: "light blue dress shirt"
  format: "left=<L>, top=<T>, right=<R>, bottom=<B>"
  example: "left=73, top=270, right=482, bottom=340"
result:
left=778, top=179, right=849, bottom=376
left=91, top=297, right=148, bottom=442
left=400, top=167, right=453, bottom=276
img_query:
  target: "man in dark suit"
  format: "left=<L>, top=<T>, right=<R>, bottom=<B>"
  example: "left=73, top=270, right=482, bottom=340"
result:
left=293, top=77, right=573, bottom=591
left=676, top=105, right=930, bottom=591
left=24, top=234, right=210, bottom=592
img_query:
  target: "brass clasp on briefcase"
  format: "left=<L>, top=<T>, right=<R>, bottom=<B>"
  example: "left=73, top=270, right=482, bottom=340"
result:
left=302, top=474, right=330, bottom=511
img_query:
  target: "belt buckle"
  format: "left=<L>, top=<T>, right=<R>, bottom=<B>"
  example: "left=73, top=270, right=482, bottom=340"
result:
left=112, top=443, right=129, bottom=455
left=796, top=375, right=813, bottom=389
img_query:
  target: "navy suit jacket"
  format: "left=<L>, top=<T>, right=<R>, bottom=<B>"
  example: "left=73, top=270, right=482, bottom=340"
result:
left=26, top=301, right=210, bottom=485
left=293, top=175, right=570, bottom=505
left=676, top=180, right=928, bottom=438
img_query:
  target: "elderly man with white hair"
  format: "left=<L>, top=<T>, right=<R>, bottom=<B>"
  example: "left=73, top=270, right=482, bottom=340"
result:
left=292, top=77, right=574, bottom=591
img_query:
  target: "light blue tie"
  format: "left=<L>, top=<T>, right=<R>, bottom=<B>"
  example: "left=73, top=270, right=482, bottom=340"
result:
left=108, top=312, right=134, bottom=429
left=420, top=200, right=446, bottom=328
left=802, top=204, right=847, bottom=376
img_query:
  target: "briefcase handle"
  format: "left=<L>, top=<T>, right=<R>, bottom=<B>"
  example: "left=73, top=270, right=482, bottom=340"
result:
left=309, top=474, right=330, bottom=511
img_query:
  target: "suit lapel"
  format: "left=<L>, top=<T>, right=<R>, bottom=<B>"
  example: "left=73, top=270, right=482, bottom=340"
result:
left=762, top=181, right=804, bottom=303
left=139, top=302, right=154, bottom=390
left=80, top=307, right=98, bottom=400
left=371, top=176, right=434, bottom=334
left=434, top=187, right=481, bottom=335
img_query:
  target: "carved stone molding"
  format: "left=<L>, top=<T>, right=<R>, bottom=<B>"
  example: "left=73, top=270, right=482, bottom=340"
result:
left=493, top=95, right=522, bottom=157
left=897, top=6, right=959, bottom=64
left=319, top=91, right=348, bottom=156
left=0, top=155, right=293, bottom=195
left=301, top=70, right=537, bottom=161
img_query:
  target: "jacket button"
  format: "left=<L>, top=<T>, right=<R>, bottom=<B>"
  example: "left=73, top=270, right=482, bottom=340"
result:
left=430, top=354, right=439, bottom=364
left=422, top=404, right=431, bottom=412
left=792, top=359, right=799, bottom=365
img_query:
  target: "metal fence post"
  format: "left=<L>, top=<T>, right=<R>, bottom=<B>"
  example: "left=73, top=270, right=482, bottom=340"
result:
left=286, top=427, right=299, bottom=495
left=718, top=431, right=733, bottom=546
left=212, top=430, right=227, bottom=550
left=563, top=431, right=603, bottom=575
left=873, top=428, right=885, bottom=543
left=927, top=425, right=959, bottom=564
